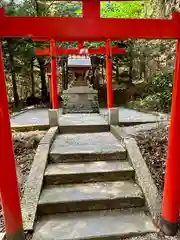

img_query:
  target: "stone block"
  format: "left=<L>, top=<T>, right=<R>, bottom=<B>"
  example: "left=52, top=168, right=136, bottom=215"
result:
left=21, top=144, right=49, bottom=231
left=21, top=127, right=58, bottom=231
left=48, top=109, right=59, bottom=126
left=32, top=209, right=156, bottom=240
left=124, top=138, right=161, bottom=221
left=62, top=86, right=99, bottom=114
left=38, top=180, right=144, bottom=214
left=44, top=161, right=134, bottom=185
left=108, top=107, right=119, bottom=125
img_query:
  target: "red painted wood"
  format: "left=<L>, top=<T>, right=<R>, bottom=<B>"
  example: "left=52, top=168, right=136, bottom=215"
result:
left=0, top=8, right=4, bottom=16
left=78, top=41, right=84, bottom=49
left=106, top=39, right=113, bottom=108
left=0, top=11, right=180, bottom=40
left=36, top=46, right=126, bottom=56
left=50, top=39, right=59, bottom=109
left=161, top=40, right=180, bottom=223
left=0, top=41, right=23, bottom=236
left=83, top=0, right=100, bottom=18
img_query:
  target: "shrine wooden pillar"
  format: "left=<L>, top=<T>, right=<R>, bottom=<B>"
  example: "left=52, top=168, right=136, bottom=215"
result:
left=160, top=39, right=180, bottom=236
left=82, top=0, right=100, bottom=18
left=0, top=41, right=24, bottom=240
left=106, top=39, right=113, bottom=108
left=50, top=39, right=59, bottom=109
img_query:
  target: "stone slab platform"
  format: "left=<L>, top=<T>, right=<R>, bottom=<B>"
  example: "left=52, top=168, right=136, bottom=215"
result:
left=58, top=113, right=107, bottom=126
left=100, top=107, right=169, bottom=124
left=10, top=107, right=169, bottom=127
left=58, top=113, right=109, bottom=133
left=32, top=209, right=156, bottom=240
left=38, top=180, right=144, bottom=214
left=50, top=132, right=126, bottom=162
left=44, top=160, right=134, bottom=184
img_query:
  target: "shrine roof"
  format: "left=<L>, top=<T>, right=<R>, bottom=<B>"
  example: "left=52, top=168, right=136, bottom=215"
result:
left=68, top=56, right=91, bottom=67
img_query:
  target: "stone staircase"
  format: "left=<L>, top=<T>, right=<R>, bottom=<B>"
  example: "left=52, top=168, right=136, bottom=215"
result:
left=32, top=119, right=156, bottom=239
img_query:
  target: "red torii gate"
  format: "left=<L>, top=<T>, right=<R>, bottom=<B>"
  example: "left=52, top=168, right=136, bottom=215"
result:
left=36, top=43, right=126, bottom=109
left=36, top=45, right=126, bottom=56
left=1, top=0, right=180, bottom=239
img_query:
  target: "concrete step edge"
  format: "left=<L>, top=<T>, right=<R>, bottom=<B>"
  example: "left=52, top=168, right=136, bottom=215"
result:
left=44, top=161, right=134, bottom=185
left=49, top=151, right=127, bottom=163
left=38, top=181, right=144, bottom=214
left=32, top=208, right=157, bottom=240
left=59, top=124, right=109, bottom=134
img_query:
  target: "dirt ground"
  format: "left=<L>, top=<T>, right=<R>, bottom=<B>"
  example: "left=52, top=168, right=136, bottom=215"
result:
left=135, top=125, right=180, bottom=240
left=135, top=125, right=169, bottom=196
left=0, top=130, right=46, bottom=234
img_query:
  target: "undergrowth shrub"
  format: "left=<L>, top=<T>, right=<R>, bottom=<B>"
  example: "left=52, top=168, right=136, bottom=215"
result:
left=128, top=70, right=173, bottom=113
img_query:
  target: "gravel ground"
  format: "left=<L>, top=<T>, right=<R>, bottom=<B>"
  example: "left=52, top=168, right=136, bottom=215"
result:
left=0, top=130, right=46, bottom=234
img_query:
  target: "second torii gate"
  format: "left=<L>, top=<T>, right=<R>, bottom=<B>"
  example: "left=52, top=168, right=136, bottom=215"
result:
left=36, top=42, right=126, bottom=109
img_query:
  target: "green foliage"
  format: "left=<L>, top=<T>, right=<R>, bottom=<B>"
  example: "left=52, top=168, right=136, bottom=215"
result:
left=76, top=1, right=143, bottom=18
left=128, top=71, right=173, bottom=113
left=128, top=94, right=162, bottom=112
left=101, top=1, right=143, bottom=18
left=55, top=2, right=81, bottom=17
left=151, top=71, right=173, bottom=112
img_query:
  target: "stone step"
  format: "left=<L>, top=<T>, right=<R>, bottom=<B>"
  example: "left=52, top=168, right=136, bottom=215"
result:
left=59, top=124, right=108, bottom=134
left=59, top=113, right=108, bottom=133
left=63, top=104, right=99, bottom=113
left=62, top=108, right=99, bottom=115
left=50, top=132, right=126, bottom=163
left=72, top=82, right=88, bottom=86
left=32, top=209, right=156, bottom=240
left=38, top=181, right=144, bottom=215
left=44, top=161, right=135, bottom=185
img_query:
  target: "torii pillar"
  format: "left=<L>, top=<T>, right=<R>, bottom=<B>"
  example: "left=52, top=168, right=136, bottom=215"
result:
left=0, top=42, right=24, bottom=240
left=49, top=39, right=59, bottom=126
left=160, top=39, right=180, bottom=235
left=82, top=0, right=117, bottom=123
left=50, top=39, right=59, bottom=109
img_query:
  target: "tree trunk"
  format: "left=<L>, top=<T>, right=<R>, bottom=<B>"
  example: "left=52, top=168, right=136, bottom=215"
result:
left=30, top=57, right=35, bottom=96
left=116, top=63, right=119, bottom=82
left=38, top=57, right=47, bottom=100
left=140, top=53, right=146, bottom=80
left=128, top=41, right=133, bottom=82
left=61, top=58, right=66, bottom=90
left=7, top=41, right=19, bottom=108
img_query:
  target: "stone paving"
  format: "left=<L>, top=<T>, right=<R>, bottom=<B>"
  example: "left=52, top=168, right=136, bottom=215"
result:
left=0, top=233, right=4, bottom=240
left=10, top=107, right=169, bottom=127
left=100, top=107, right=169, bottom=124
left=58, top=113, right=107, bottom=126
left=32, top=209, right=156, bottom=240
left=39, top=180, right=143, bottom=206
left=11, top=108, right=49, bottom=126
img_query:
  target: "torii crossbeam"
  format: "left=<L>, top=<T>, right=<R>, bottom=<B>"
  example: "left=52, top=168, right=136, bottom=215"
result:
left=36, top=46, right=126, bottom=56
left=1, top=11, right=180, bottom=40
